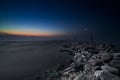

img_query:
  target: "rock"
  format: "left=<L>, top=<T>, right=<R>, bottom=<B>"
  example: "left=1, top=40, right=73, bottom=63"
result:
left=88, top=59, right=103, bottom=66
left=94, top=70, right=120, bottom=80
left=73, top=53, right=83, bottom=68
left=94, top=70, right=103, bottom=80
left=100, top=53, right=113, bottom=63
left=95, top=66, right=101, bottom=71
left=74, top=74, right=83, bottom=80
left=45, top=42, right=120, bottom=80
left=95, top=60, right=104, bottom=66
left=81, top=51, right=91, bottom=58
left=101, top=65, right=119, bottom=74
left=60, top=48, right=74, bottom=56
left=88, top=59, right=97, bottom=66
left=99, top=50, right=107, bottom=53
left=109, top=53, right=120, bottom=70
left=112, top=53, right=120, bottom=60
left=109, top=60, right=120, bottom=70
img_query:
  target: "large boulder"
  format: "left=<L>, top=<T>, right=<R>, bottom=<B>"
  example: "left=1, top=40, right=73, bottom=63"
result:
left=94, top=70, right=120, bottom=80
left=108, top=53, right=120, bottom=70
left=73, top=53, right=83, bottom=68
left=88, top=59, right=97, bottom=66
left=88, top=59, right=103, bottom=66
left=109, top=60, right=120, bottom=70
left=112, top=53, right=120, bottom=60
left=100, top=53, right=113, bottom=63
left=101, top=65, right=119, bottom=74
left=109, top=53, right=120, bottom=70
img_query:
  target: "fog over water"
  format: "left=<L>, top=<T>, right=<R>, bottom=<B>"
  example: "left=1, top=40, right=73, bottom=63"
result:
left=0, top=40, right=70, bottom=80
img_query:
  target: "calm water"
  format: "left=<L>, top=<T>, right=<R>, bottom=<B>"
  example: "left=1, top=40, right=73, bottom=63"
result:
left=0, top=41, right=69, bottom=80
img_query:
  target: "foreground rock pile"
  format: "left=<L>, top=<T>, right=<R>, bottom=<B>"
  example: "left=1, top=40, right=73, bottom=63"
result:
left=45, top=42, right=120, bottom=80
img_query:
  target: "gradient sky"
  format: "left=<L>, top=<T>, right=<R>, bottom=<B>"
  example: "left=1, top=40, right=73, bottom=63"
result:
left=0, top=0, right=120, bottom=38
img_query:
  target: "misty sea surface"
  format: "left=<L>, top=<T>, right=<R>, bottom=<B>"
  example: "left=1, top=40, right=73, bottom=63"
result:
left=0, top=40, right=70, bottom=80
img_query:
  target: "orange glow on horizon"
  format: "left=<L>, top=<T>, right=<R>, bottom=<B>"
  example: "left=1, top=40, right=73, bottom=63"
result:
left=0, top=30, right=61, bottom=37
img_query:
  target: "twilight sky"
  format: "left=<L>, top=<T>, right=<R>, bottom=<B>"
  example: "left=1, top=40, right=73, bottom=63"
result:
left=0, top=0, right=120, bottom=38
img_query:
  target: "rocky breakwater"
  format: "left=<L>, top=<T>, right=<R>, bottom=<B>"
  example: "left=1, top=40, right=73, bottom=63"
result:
left=45, top=42, right=120, bottom=80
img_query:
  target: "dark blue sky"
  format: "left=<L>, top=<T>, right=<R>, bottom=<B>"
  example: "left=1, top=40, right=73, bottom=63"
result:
left=0, top=0, right=120, bottom=38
